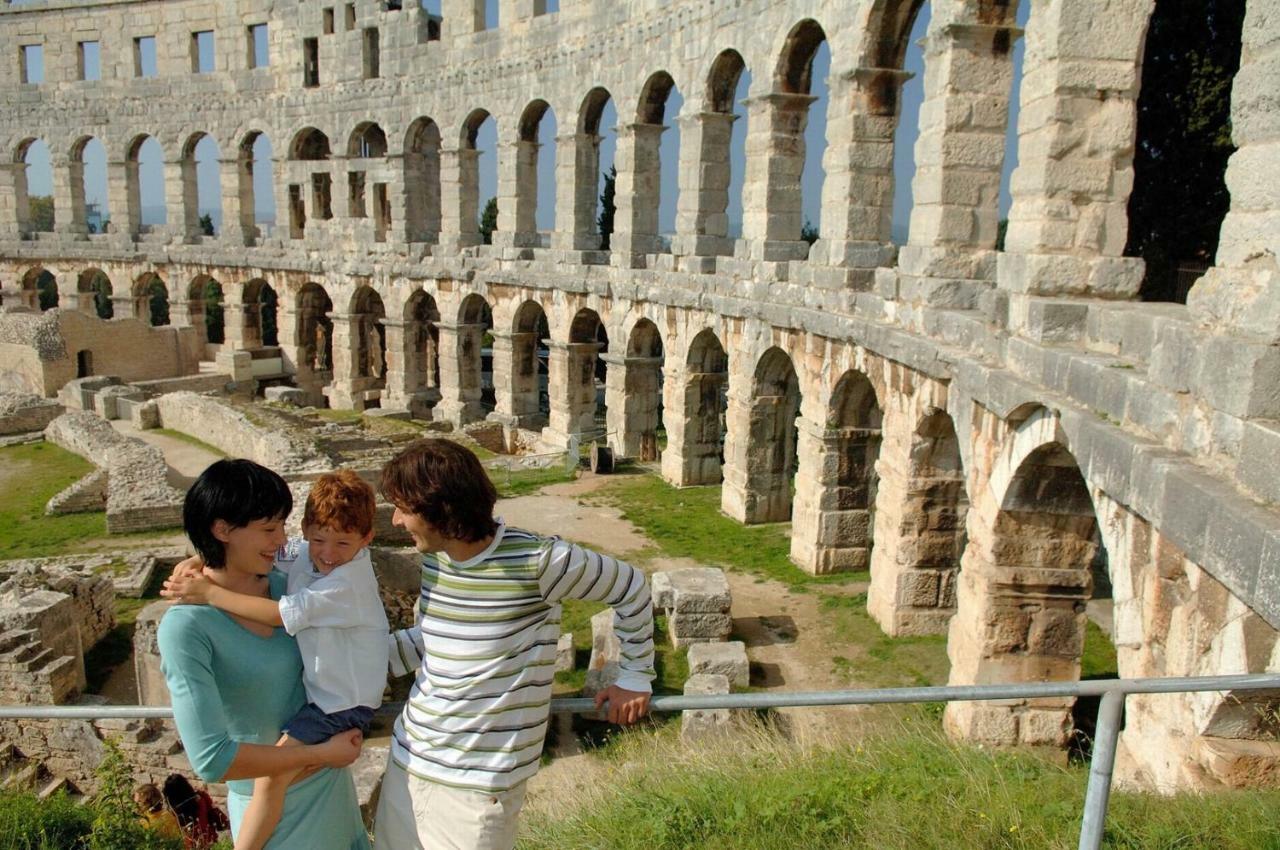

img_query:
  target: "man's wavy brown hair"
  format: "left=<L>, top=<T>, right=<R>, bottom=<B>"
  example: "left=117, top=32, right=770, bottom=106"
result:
left=380, top=438, right=498, bottom=543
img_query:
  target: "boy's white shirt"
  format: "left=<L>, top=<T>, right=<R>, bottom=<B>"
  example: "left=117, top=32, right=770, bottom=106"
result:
left=275, top=538, right=390, bottom=714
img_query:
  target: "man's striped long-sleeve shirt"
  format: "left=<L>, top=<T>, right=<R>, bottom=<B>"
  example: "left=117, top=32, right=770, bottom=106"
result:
left=387, top=523, right=655, bottom=791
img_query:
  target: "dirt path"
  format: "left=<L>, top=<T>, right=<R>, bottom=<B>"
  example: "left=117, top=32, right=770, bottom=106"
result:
left=110, top=419, right=222, bottom=489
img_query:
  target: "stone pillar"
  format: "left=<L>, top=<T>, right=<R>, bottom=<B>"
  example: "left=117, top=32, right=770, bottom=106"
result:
left=58, top=157, right=88, bottom=236
left=494, top=139, right=538, bottom=248
left=900, top=15, right=1023, bottom=308
left=551, top=132, right=602, bottom=251
left=442, top=0, right=485, bottom=41
left=604, top=353, right=664, bottom=460
left=541, top=340, right=602, bottom=448
left=739, top=93, right=816, bottom=262
left=0, top=163, right=27, bottom=236
left=108, top=158, right=141, bottom=238
left=660, top=360, right=726, bottom=487
left=221, top=156, right=255, bottom=246
left=999, top=0, right=1151, bottom=338
left=790, top=420, right=879, bottom=575
left=379, top=319, right=414, bottom=411
left=112, top=291, right=140, bottom=321
left=670, top=111, right=737, bottom=266
left=814, top=68, right=909, bottom=274
left=164, top=158, right=195, bottom=240
left=490, top=330, right=544, bottom=428
left=324, top=312, right=361, bottom=409
left=401, top=146, right=441, bottom=245
left=438, top=147, right=482, bottom=253
left=278, top=299, right=325, bottom=405
left=610, top=123, right=666, bottom=262
left=435, top=320, right=487, bottom=426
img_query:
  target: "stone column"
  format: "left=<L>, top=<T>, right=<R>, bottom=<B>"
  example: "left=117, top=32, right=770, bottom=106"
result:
left=221, top=156, right=255, bottom=246
left=438, top=147, right=482, bottom=253
left=490, top=330, right=544, bottom=428
left=278, top=298, right=324, bottom=405
left=660, top=360, right=726, bottom=487
left=58, top=157, right=88, bottom=236
left=739, top=93, right=816, bottom=262
left=0, top=164, right=28, bottom=236
left=604, top=353, right=664, bottom=459
left=400, top=146, right=441, bottom=244
left=108, top=158, right=141, bottom=238
left=790, top=420, right=879, bottom=575
left=815, top=68, right=909, bottom=275
left=434, top=320, right=487, bottom=426
left=541, top=340, right=602, bottom=448
left=610, top=123, right=666, bottom=262
left=324, top=312, right=361, bottom=409
left=719, top=372, right=756, bottom=522
left=999, top=0, right=1151, bottom=339
left=900, top=15, right=1023, bottom=308
left=165, top=158, right=196, bottom=240
left=670, top=111, right=737, bottom=268
left=379, top=319, right=414, bottom=411
left=112, top=291, right=140, bottom=321
left=551, top=132, right=602, bottom=251
left=494, top=139, right=538, bottom=248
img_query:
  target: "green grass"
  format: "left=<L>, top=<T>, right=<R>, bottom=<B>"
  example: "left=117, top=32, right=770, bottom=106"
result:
left=590, top=476, right=866, bottom=593
left=1081, top=619, right=1119, bottom=679
left=491, top=464, right=579, bottom=498
left=518, top=721, right=1280, bottom=850
left=0, top=443, right=106, bottom=559
left=0, top=789, right=199, bottom=850
left=153, top=428, right=228, bottom=457
left=822, top=593, right=950, bottom=690
left=555, top=600, right=688, bottom=696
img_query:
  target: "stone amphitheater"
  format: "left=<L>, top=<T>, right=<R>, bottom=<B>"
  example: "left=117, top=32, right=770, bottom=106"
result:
left=0, top=0, right=1277, bottom=795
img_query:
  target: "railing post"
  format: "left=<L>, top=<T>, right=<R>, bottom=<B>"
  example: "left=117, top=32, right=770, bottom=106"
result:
left=1078, top=689, right=1126, bottom=850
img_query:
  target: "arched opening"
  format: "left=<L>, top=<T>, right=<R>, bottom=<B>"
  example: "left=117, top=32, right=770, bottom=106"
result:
left=576, top=87, right=617, bottom=250
left=346, top=123, right=390, bottom=240
left=732, top=347, right=801, bottom=523
left=452, top=293, right=494, bottom=419
left=504, top=299, right=551, bottom=427
left=463, top=110, right=499, bottom=244
left=633, top=71, right=682, bottom=248
left=17, top=139, right=53, bottom=233
left=771, top=19, right=829, bottom=245
left=198, top=278, right=223, bottom=341
left=136, top=272, right=170, bottom=326
left=77, top=268, right=113, bottom=318
left=242, top=279, right=278, bottom=348
left=516, top=99, right=558, bottom=244
left=562, top=308, right=608, bottom=440
left=288, top=127, right=333, bottom=237
left=403, top=289, right=441, bottom=405
left=129, top=135, right=167, bottom=229
left=404, top=117, right=442, bottom=243
left=689, top=50, right=751, bottom=251
left=615, top=319, right=665, bottom=461
left=946, top=441, right=1103, bottom=748
left=25, top=268, right=57, bottom=310
left=885, top=0, right=930, bottom=245
left=351, top=286, right=387, bottom=385
left=792, top=370, right=882, bottom=573
left=298, top=283, right=335, bottom=375
left=237, top=131, right=276, bottom=242
left=70, top=136, right=110, bottom=234
left=667, top=328, right=728, bottom=486
left=182, top=133, right=223, bottom=237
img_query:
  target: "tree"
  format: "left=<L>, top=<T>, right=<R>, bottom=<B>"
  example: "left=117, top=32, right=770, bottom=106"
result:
left=204, top=280, right=225, bottom=344
left=199, top=213, right=215, bottom=237
left=1125, top=0, right=1244, bottom=302
left=28, top=195, right=54, bottom=232
left=90, top=271, right=113, bottom=319
left=36, top=270, right=58, bottom=310
left=801, top=220, right=819, bottom=246
left=148, top=280, right=170, bottom=326
left=597, top=165, right=617, bottom=250
left=479, top=196, right=498, bottom=245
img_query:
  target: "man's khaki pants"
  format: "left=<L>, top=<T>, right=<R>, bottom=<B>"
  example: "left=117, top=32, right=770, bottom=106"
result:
left=372, top=757, right=526, bottom=850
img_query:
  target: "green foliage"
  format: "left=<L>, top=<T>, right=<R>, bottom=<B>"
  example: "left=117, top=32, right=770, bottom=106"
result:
left=28, top=195, right=54, bottom=232
left=800, top=220, right=818, bottom=246
left=0, top=442, right=103, bottom=558
left=480, top=196, right=499, bottom=245
left=36, top=270, right=58, bottom=310
left=1127, top=0, right=1244, bottom=302
left=821, top=593, right=949, bottom=690
left=519, top=722, right=1280, bottom=850
left=489, top=464, right=578, bottom=498
left=198, top=213, right=215, bottom=237
left=147, top=280, right=169, bottom=327
left=153, top=428, right=228, bottom=458
left=996, top=218, right=1009, bottom=252
left=203, top=280, right=225, bottom=344
left=89, top=271, right=114, bottom=319
left=260, top=284, right=279, bottom=346
left=597, top=165, right=617, bottom=250
left=1080, top=619, right=1119, bottom=680
left=0, top=788, right=94, bottom=850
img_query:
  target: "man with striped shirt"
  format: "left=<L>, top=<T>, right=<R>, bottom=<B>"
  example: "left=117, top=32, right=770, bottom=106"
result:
left=373, top=438, right=655, bottom=850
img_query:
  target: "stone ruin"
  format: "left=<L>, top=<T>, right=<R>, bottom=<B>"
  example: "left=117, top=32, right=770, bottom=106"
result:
left=0, top=0, right=1275, bottom=793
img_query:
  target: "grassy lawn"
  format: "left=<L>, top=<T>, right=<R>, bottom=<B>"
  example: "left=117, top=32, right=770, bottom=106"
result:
left=153, top=428, right=228, bottom=457
left=518, top=721, right=1280, bottom=850
left=0, top=443, right=106, bottom=559
left=491, top=464, right=578, bottom=498
left=555, top=599, right=688, bottom=696
left=822, top=593, right=950, bottom=690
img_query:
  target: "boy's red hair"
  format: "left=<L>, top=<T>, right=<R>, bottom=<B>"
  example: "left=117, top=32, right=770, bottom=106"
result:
left=303, top=469, right=377, bottom=536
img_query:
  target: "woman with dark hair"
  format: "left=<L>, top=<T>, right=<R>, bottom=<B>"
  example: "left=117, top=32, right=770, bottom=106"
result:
left=158, top=459, right=369, bottom=849
left=162, top=773, right=229, bottom=848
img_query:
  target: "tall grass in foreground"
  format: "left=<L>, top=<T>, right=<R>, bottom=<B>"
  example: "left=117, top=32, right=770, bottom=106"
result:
left=519, top=721, right=1280, bottom=850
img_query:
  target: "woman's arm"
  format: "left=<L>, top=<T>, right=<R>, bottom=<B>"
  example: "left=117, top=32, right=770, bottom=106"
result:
left=163, top=569, right=284, bottom=627
left=219, top=730, right=362, bottom=781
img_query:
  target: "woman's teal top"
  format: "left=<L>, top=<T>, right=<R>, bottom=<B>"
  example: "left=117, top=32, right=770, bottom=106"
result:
left=158, top=570, right=371, bottom=849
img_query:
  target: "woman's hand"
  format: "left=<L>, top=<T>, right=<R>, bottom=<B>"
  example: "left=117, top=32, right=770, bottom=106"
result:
left=314, top=729, right=363, bottom=769
left=161, top=558, right=217, bottom=605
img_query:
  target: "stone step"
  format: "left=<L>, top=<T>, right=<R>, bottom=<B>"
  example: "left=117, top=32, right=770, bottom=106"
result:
left=37, top=775, right=78, bottom=800
left=0, top=628, right=38, bottom=654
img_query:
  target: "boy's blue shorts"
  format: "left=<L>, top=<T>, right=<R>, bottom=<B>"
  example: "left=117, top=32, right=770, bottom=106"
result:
left=282, top=703, right=375, bottom=745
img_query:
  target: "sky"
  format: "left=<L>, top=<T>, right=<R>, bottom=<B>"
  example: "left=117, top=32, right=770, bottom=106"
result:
left=23, top=0, right=1028, bottom=243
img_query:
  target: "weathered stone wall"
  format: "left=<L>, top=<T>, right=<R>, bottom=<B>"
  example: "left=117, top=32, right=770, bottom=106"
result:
left=0, top=391, right=62, bottom=434
left=155, top=391, right=327, bottom=474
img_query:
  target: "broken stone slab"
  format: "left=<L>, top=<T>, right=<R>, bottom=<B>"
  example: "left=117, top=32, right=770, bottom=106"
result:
left=680, top=673, right=732, bottom=741
left=264, top=386, right=310, bottom=406
left=687, top=640, right=749, bottom=690
left=583, top=608, right=621, bottom=699
left=555, top=632, right=574, bottom=674
left=669, top=611, right=733, bottom=647
left=651, top=566, right=732, bottom=614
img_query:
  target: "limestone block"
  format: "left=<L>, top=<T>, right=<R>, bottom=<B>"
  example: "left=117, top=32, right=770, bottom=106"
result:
left=659, top=567, right=732, bottom=614
left=1239, top=420, right=1280, bottom=504
left=669, top=611, right=733, bottom=647
left=650, top=570, right=673, bottom=611
left=129, top=399, right=160, bottom=430
left=584, top=608, right=621, bottom=698
left=1192, top=336, right=1280, bottom=419
left=680, top=673, right=731, bottom=741
left=686, top=641, right=748, bottom=690
left=133, top=600, right=173, bottom=707
left=264, top=385, right=310, bottom=406
left=555, top=632, right=574, bottom=674
left=1018, top=708, right=1072, bottom=747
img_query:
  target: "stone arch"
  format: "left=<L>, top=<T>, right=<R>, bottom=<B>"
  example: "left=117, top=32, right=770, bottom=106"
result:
left=350, top=285, right=387, bottom=382
left=568, top=87, right=616, bottom=249
left=242, top=278, right=279, bottom=348
left=607, top=317, right=665, bottom=461
left=663, top=327, right=728, bottom=486
left=23, top=266, right=57, bottom=311
left=288, top=128, right=333, bottom=236
left=126, top=134, right=167, bottom=232
left=236, top=130, right=274, bottom=244
left=77, top=268, right=113, bottom=318
left=496, top=299, right=551, bottom=427
left=437, top=292, right=494, bottom=424
left=459, top=109, right=496, bottom=245
left=347, top=122, right=388, bottom=159
left=626, top=71, right=682, bottom=247
left=297, top=282, right=335, bottom=374
left=180, top=131, right=223, bottom=239
left=135, top=271, right=170, bottom=327
left=398, top=288, right=441, bottom=409
left=513, top=99, right=557, bottom=241
left=69, top=135, right=109, bottom=235
left=15, top=137, right=52, bottom=234
left=186, top=274, right=221, bottom=342
left=792, top=369, right=883, bottom=573
left=868, top=405, right=970, bottom=634
left=945, top=414, right=1104, bottom=749
left=775, top=18, right=828, bottom=95
left=403, top=117, right=442, bottom=243
left=545, top=307, right=609, bottom=445
left=290, top=127, right=332, bottom=160
left=727, top=346, right=802, bottom=524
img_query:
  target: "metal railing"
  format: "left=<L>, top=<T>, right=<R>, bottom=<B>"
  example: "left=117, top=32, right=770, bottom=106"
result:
left=3, top=674, right=1278, bottom=850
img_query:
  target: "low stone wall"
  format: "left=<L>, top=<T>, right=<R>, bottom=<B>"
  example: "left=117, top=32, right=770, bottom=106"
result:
left=156, top=392, right=327, bottom=475
left=46, top=468, right=108, bottom=514
left=0, top=392, right=64, bottom=435
left=0, top=588, right=87, bottom=697
left=43, top=411, right=184, bottom=533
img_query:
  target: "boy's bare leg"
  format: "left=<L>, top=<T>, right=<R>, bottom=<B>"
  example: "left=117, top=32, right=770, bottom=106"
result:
left=233, top=735, right=309, bottom=850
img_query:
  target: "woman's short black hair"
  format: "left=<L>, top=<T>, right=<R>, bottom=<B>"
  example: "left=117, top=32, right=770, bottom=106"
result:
left=183, top=459, right=293, bottom=568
